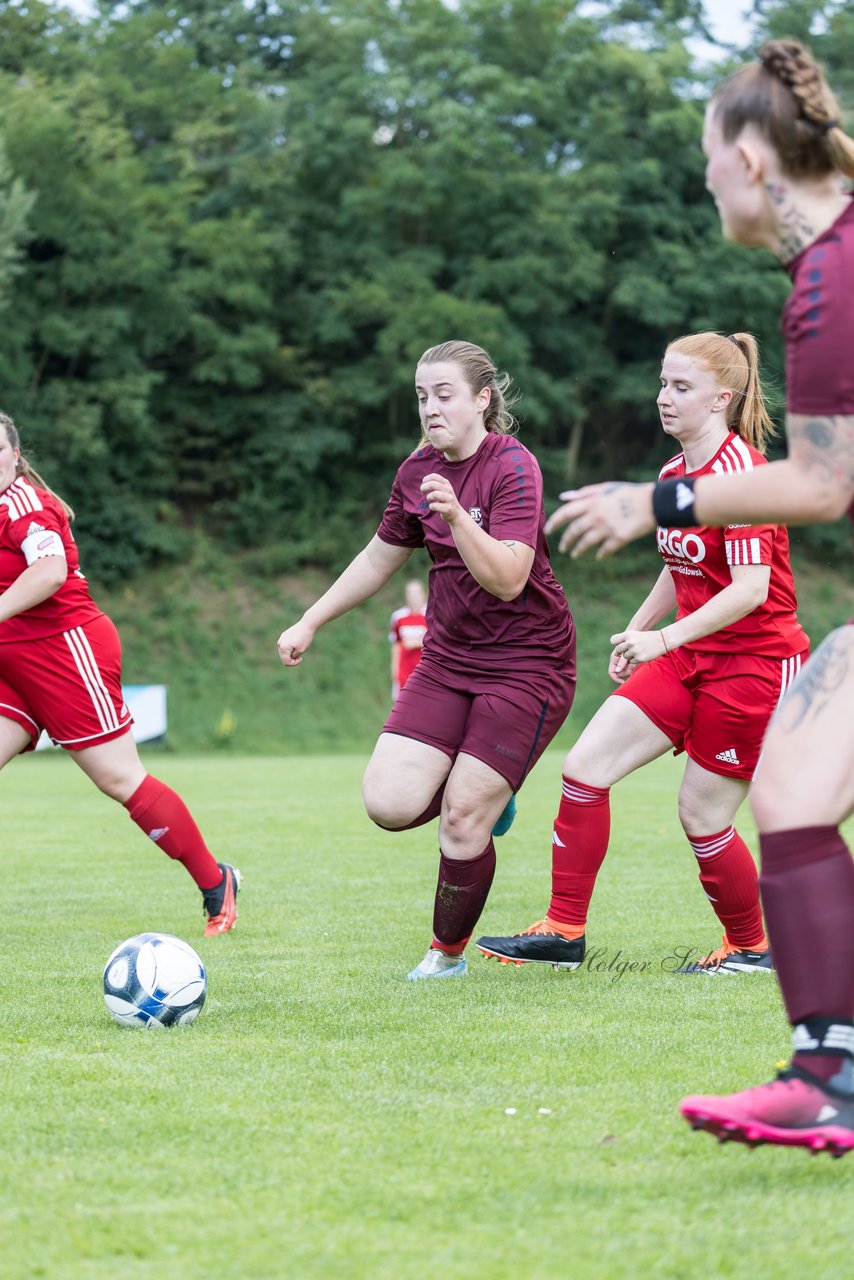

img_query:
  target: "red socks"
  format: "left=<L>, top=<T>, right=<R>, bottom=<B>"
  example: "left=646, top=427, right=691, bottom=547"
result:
left=124, top=775, right=222, bottom=891
left=687, top=826, right=767, bottom=951
left=432, top=842, right=496, bottom=951
left=546, top=776, right=610, bottom=931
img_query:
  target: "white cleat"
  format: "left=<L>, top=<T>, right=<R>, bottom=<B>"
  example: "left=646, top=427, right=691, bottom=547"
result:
left=406, top=948, right=468, bottom=981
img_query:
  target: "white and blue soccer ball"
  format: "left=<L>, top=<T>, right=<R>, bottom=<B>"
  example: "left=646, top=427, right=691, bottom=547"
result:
left=103, top=932, right=207, bottom=1028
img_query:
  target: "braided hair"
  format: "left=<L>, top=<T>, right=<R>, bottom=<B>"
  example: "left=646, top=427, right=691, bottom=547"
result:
left=711, top=39, right=854, bottom=181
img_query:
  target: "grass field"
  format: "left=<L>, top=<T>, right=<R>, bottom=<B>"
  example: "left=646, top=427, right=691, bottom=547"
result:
left=3, top=749, right=854, bottom=1280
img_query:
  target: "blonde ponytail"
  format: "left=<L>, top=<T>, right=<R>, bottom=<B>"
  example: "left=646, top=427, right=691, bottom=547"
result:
left=665, top=332, right=776, bottom=454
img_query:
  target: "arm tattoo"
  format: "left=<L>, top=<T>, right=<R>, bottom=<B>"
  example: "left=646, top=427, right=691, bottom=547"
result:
left=777, top=629, right=851, bottom=732
left=789, top=415, right=854, bottom=490
left=601, top=482, right=639, bottom=519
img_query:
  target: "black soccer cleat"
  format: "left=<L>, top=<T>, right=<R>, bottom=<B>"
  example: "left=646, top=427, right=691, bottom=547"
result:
left=678, top=935, right=774, bottom=975
left=476, top=921, right=586, bottom=969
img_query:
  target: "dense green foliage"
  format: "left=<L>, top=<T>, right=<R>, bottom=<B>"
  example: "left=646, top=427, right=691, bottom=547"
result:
left=0, top=0, right=851, bottom=581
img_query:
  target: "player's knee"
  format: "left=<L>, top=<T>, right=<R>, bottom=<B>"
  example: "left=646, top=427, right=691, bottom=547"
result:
left=362, top=791, right=396, bottom=828
left=563, top=744, right=609, bottom=790
left=96, top=769, right=137, bottom=802
left=362, top=780, right=411, bottom=830
left=749, top=773, right=780, bottom=833
left=677, top=793, right=704, bottom=834
left=439, top=797, right=482, bottom=846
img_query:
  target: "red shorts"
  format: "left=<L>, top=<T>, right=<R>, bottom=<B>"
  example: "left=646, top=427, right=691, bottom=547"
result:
left=383, top=654, right=576, bottom=791
left=0, top=615, right=133, bottom=752
left=611, top=646, right=809, bottom=780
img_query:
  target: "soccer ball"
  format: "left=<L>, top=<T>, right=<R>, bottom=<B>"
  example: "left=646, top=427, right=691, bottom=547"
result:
left=103, top=932, right=207, bottom=1028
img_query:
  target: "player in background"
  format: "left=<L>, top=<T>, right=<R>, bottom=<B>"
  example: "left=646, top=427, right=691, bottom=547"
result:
left=546, top=41, right=854, bottom=1155
left=278, top=340, right=576, bottom=979
left=0, top=413, right=240, bottom=936
left=389, top=579, right=427, bottom=702
left=477, top=331, right=808, bottom=975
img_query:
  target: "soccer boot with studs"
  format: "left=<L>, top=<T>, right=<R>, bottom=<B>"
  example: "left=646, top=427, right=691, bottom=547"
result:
left=677, top=935, right=773, bottom=975
left=476, top=919, right=586, bottom=970
left=406, top=947, right=468, bottom=981
left=680, top=1063, right=854, bottom=1157
left=202, top=862, right=241, bottom=936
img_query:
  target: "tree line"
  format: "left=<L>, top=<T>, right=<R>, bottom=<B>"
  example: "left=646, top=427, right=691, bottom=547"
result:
left=0, top=0, right=850, bottom=581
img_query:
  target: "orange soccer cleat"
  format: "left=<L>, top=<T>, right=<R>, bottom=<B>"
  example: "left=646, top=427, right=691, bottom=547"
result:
left=202, top=863, right=241, bottom=936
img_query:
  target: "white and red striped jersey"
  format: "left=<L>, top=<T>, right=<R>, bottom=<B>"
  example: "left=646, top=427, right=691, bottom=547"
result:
left=656, top=433, right=808, bottom=657
left=0, top=478, right=102, bottom=642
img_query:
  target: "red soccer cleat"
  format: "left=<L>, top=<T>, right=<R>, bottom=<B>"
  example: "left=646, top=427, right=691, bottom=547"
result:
left=203, top=863, right=241, bottom=936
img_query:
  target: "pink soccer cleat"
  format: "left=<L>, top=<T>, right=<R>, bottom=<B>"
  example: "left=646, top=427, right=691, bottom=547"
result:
left=680, top=1065, right=854, bottom=1157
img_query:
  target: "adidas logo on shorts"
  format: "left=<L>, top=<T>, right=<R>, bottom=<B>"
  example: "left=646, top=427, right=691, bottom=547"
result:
left=715, top=748, right=741, bottom=766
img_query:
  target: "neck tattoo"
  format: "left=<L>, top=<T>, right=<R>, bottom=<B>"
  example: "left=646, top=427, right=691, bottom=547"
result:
left=765, top=182, right=814, bottom=261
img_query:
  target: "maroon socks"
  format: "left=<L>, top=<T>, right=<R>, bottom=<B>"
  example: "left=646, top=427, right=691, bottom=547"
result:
left=432, top=842, right=496, bottom=952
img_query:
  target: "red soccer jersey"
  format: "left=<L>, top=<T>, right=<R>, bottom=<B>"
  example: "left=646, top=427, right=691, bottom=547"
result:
left=0, top=478, right=103, bottom=642
left=391, top=610, right=427, bottom=687
left=377, top=432, right=575, bottom=676
left=656, top=434, right=808, bottom=657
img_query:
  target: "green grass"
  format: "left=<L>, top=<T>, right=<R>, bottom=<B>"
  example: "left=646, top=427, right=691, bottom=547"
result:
left=2, top=750, right=854, bottom=1279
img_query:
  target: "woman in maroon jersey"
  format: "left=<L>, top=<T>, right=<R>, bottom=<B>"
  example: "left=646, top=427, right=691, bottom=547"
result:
left=277, top=340, right=576, bottom=979
left=476, top=331, right=808, bottom=975
left=0, top=413, right=239, bottom=935
left=548, top=42, right=854, bottom=1155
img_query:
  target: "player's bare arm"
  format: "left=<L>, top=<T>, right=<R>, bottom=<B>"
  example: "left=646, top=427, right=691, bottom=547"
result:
left=692, top=414, right=854, bottom=527
left=651, top=562, right=770, bottom=650
left=546, top=481, right=656, bottom=558
left=421, top=473, right=534, bottom=600
left=545, top=416, right=854, bottom=559
left=608, top=568, right=676, bottom=682
left=0, top=554, right=67, bottom=623
left=278, top=536, right=412, bottom=666
left=610, top=563, right=770, bottom=675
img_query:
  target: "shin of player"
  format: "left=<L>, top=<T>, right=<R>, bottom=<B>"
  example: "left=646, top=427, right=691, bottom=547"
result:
left=477, top=331, right=808, bottom=977
left=0, top=412, right=239, bottom=936
left=278, top=340, right=576, bottom=978
left=666, top=43, right=854, bottom=1154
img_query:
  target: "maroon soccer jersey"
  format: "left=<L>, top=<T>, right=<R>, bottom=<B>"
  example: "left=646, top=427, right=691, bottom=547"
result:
left=783, top=197, right=854, bottom=416
left=656, top=433, right=808, bottom=657
left=0, top=478, right=102, bottom=642
left=377, top=433, right=575, bottom=675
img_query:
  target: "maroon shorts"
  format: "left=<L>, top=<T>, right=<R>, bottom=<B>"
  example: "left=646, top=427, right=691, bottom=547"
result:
left=611, top=646, right=809, bottom=780
left=0, top=615, right=133, bottom=752
left=382, top=653, right=576, bottom=791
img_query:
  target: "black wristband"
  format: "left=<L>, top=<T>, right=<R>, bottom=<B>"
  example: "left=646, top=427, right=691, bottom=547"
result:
left=652, top=476, right=697, bottom=527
